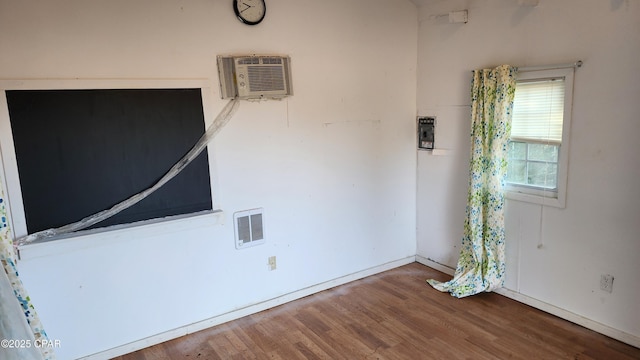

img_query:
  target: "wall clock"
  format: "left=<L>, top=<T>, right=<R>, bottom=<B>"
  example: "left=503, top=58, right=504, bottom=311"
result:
left=233, top=0, right=266, bottom=26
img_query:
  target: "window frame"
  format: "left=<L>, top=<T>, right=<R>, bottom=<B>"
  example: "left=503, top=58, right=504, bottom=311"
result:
left=0, top=79, right=221, bottom=244
left=505, top=67, right=574, bottom=208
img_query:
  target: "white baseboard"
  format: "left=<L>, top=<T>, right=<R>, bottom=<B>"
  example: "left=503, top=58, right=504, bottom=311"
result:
left=77, top=255, right=640, bottom=358
left=415, top=254, right=455, bottom=275
left=79, top=256, right=416, bottom=360
left=415, top=255, right=640, bottom=349
left=494, top=287, right=640, bottom=349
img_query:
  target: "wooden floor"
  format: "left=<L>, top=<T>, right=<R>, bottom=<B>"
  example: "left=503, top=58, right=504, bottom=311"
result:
left=114, top=263, right=640, bottom=359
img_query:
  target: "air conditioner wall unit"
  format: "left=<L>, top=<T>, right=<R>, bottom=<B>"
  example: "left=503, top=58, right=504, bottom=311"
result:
left=217, top=55, right=293, bottom=100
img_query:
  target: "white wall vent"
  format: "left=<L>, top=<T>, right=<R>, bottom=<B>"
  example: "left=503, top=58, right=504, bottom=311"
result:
left=234, top=208, right=265, bottom=249
left=217, top=55, right=293, bottom=100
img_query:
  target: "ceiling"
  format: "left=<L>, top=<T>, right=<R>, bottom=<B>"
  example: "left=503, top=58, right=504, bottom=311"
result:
left=408, top=0, right=433, bottom=6
left=409, top=0, right=538, bottom=7
left=408, top=0, right=446, bottom=7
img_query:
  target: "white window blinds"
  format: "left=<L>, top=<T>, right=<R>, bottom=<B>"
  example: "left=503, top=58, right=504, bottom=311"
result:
left=511, top=78, right=565, bottom=144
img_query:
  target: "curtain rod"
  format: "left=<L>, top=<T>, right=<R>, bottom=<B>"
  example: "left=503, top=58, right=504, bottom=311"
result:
left=517, top=60, right=583, bottom=72
left=472, top=61, right=583, bottom=72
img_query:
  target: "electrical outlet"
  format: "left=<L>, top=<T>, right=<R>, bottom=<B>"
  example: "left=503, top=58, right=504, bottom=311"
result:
left=268, top=256, right=276, bottom=271
left=600, top=274, right=614, bottom=293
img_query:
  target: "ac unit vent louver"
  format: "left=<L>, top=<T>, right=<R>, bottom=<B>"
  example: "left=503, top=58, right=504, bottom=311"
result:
left=261, top=57, right=283, bottom=65
left=238, top=57, right=260, bottom=65
left=217, top=55, right=293, bottom=100
left=248, top=66, right=286, bottom=92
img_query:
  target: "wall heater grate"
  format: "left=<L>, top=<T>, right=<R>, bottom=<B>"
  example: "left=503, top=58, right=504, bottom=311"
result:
left=234, top=208, right=265, bottom=249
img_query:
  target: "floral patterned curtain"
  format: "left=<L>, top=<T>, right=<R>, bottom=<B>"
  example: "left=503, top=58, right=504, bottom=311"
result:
left=428, top=65, right=517, bottom=298
left=0, top=179, right=55, bottom=359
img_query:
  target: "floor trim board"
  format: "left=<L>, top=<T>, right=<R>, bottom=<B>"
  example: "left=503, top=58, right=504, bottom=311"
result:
left=416, top=255, right=455, bottom=275
left=415, top=254, right=640, bottom=349
left=494, top=288, right=640, bottom=349
left=78, top=256, right=416, bottom=360
left=79, top=255, right=640, bottom=358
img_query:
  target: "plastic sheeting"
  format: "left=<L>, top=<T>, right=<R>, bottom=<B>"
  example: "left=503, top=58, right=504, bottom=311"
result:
left=16, top=98, right=240, bottom=247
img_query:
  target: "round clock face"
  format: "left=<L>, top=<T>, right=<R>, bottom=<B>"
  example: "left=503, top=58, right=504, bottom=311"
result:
left=233, top=0, right=266, bottom=25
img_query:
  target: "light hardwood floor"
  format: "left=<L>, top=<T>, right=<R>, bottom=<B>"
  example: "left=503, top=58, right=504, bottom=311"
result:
left=114, top=263, right=640, bottom=359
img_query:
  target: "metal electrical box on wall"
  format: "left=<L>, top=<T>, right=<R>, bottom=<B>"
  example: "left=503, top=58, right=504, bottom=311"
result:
left=417, top=116, right=435, bottom=150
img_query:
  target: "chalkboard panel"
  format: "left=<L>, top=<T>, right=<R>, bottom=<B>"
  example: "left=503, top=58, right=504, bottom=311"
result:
left=6, top=88, right=213, bottom=234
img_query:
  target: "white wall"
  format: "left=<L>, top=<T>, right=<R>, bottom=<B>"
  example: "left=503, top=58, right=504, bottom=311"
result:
left=0, top=1, right=418, bottom=358
left=417, top=0, right=640, bottom=342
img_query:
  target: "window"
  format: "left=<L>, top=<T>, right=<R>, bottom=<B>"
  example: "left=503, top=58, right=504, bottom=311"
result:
left=0, top=79, right=220, bottom=242
left=506, top=68, right=574, bottom=207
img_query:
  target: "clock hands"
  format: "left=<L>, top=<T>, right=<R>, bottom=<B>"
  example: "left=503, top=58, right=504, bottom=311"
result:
left=240, top=2, right=252, bottom=13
